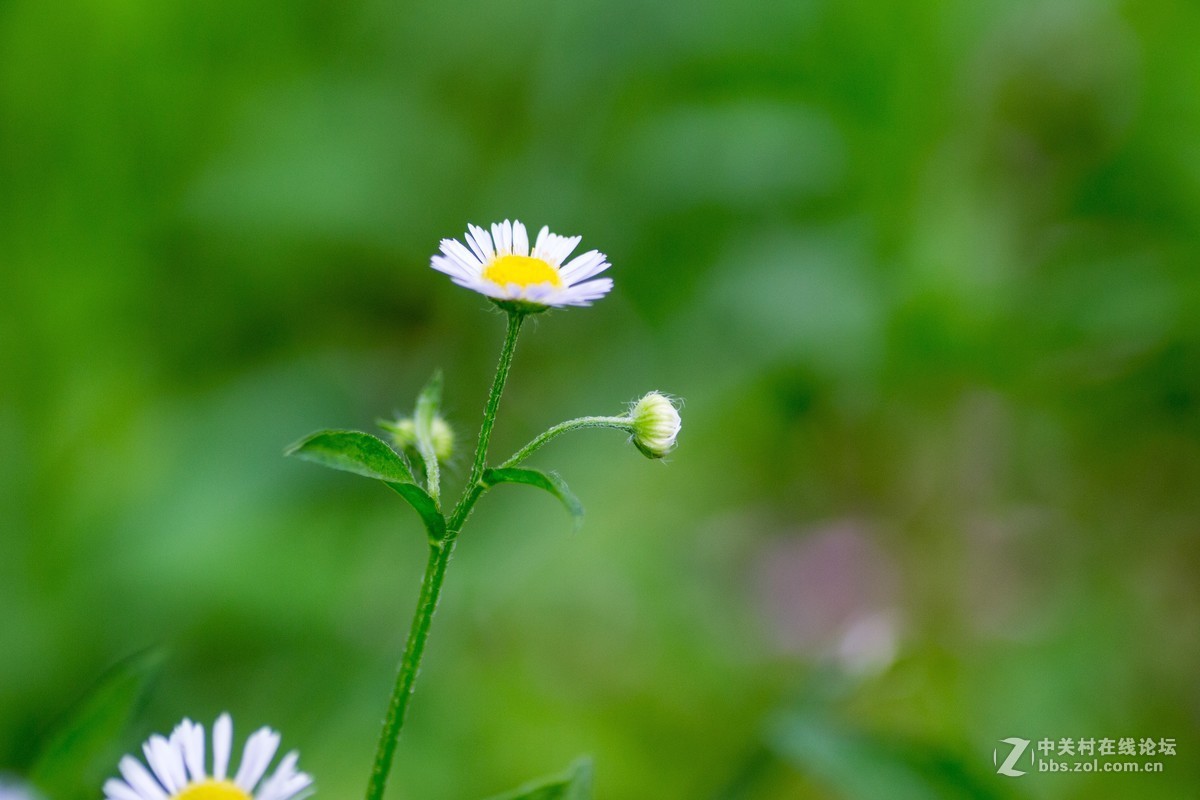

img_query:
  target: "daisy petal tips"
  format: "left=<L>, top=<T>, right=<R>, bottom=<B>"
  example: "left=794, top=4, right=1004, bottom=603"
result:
left=431, top=219, right=613, bottom=311
left=104, top=713, right=313, bottom=800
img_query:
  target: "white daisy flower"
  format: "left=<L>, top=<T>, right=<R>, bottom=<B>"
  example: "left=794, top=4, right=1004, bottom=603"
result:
left=431, top=219, right=613, bottom=310
left=104, top=713, right=312, bottom=800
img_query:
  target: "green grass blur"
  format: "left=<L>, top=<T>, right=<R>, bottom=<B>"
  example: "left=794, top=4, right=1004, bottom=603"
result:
left=2, top=1, right=1199, bottom=798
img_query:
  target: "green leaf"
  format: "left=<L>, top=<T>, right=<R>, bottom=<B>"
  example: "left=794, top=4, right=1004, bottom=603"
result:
left=485, top=757, right=593, bottom=800
left=288, top=429, right=447, bottom=541
left=414, top=370, right=443, bottom=501
left=389, top=481, right=447, bottom=543
left=482, top=467, right=584, bottom=532
left=31, top=649, right=164, bottom=799
left=766, top=713, right=1003, bottom=800
left=286, top=429, right=415, bottom=484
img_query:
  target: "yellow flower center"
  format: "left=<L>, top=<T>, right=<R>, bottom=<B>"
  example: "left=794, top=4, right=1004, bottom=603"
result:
left=174, top=780, right=252, bottom=800
left=483, top=255, right=562, bottom=288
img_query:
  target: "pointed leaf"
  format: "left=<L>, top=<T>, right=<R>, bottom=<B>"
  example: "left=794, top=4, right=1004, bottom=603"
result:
left=482, top=467, right=584, bottom=532
left=766, top=712, right=1003, bottom=800
left=31, top=649, right=164, bottom=799
left=414, top=370, right=443, bottom=501
left=288, top=429, right=445, bottom=540
left=485, top=758, right=593, bottom=800
left=389, top=481, right=447, bottom=543
left=286, top=429, right=415, bottom=484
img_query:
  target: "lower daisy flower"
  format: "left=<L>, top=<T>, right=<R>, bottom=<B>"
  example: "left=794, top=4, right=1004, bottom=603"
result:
left=431, top=219, right=613, bottom=310
left=104, top=714, right=312, bottom=800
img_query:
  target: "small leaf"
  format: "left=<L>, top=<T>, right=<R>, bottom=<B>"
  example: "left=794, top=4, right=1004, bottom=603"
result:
left=389, top=482, right=447, bottom=543
left=485, top=757, right=593, bottom=800
left=766, top=712, right=1003, bottom=800
left=286, top=429, right=415, bottom=484
left=482, top=467, right=584, bottom=532
left=31, top=649, right=164, bottom=799
left=414, top=371, right=443, bottom=501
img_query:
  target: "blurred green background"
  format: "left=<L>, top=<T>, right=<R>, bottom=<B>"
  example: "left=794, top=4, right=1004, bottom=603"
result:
left=2, top=0, right=1199, bottom=797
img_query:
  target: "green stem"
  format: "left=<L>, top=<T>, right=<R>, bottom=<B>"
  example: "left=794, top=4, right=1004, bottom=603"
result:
left=365, top=312, right=526, bottom=800
left=499, top=415, right=632, bottom=469
left=365, top=538, right=455, bottom=800
left=450, top=311, right=525, bottom=528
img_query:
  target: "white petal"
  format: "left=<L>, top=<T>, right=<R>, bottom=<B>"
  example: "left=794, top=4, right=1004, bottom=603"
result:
left=555, top=277, right=613, bottom=306
left=438, top=239, right=482, bottom=272
left=235, top=728, right=280, bottom=791
left=118, top=756, right=167, bottom=800
left=104, top=778, right=145, bottom=800
left=257, top=752, right=313, bottom=800
left=491, top=220, right=513, bottom=256
left=213, top=713, right=233, bottom=781
left=545, top=234, right=581, bottom=266
left=141, top=741, right=170, bottom=793
left=467, top=224, right=495, bottom=261
left=462, top=227, right=484, bottom=262
left=143, top=735, right=184, bottom=794
left=559, top=250, right=609, bottom=283
left=450, top=275, right=507, bottom=299
left=277, top=773, right=315, bottom=800
left=161, top=733, right=188, bottom=789
left=431, top=255, right=473, bottom=280
left=524, top=284, right=555, bottom=302
left=512, top=220, right=529, bottom=256
left=181, top=719, right=206, bottom=782
left=531, top=225, right=550, bottom=259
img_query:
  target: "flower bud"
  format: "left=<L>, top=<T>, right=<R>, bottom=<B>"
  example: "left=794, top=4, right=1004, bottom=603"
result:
left=381, top=416, right=455, bottom=462
left=629, top=391, right=681, bottom=458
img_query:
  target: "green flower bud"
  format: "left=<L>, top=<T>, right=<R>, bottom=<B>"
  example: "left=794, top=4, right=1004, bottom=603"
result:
left=381, top=415, right=455, bottom=462
left=629, top=391, right=681, bottom=458
left=381, top=417, right=417, bottom=450
left=427, top=417, right=455, bottom=462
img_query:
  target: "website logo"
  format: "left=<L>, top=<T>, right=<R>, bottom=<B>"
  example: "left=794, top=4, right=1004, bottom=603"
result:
left=994, top=737, right=1032, bottom=777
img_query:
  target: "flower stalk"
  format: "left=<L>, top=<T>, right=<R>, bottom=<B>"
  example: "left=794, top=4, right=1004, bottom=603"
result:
left=364, top=537, right=454, bottom=800
left=499, top=416, right=633, bottom=469
left=366, top=310, right=526, bottom=800
left=458, top=310, right=525, bottom=517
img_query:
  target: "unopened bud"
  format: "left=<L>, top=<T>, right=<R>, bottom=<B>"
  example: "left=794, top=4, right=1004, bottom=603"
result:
left=381, top=416, right=455, bottom=462
left=629, top=392, right=681, bottom=458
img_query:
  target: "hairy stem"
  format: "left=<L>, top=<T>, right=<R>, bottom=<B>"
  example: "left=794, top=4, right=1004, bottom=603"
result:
left=365, top=538, right=454, bottom=800
left=450, top=311, right=525, bottom=528
left=499, top=416, right=632, bottom=469
left=366, top=311, right=525, bottom=800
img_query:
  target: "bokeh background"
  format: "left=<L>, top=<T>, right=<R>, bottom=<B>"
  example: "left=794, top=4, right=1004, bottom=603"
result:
left=2, top=0, right=1199, bottom=798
